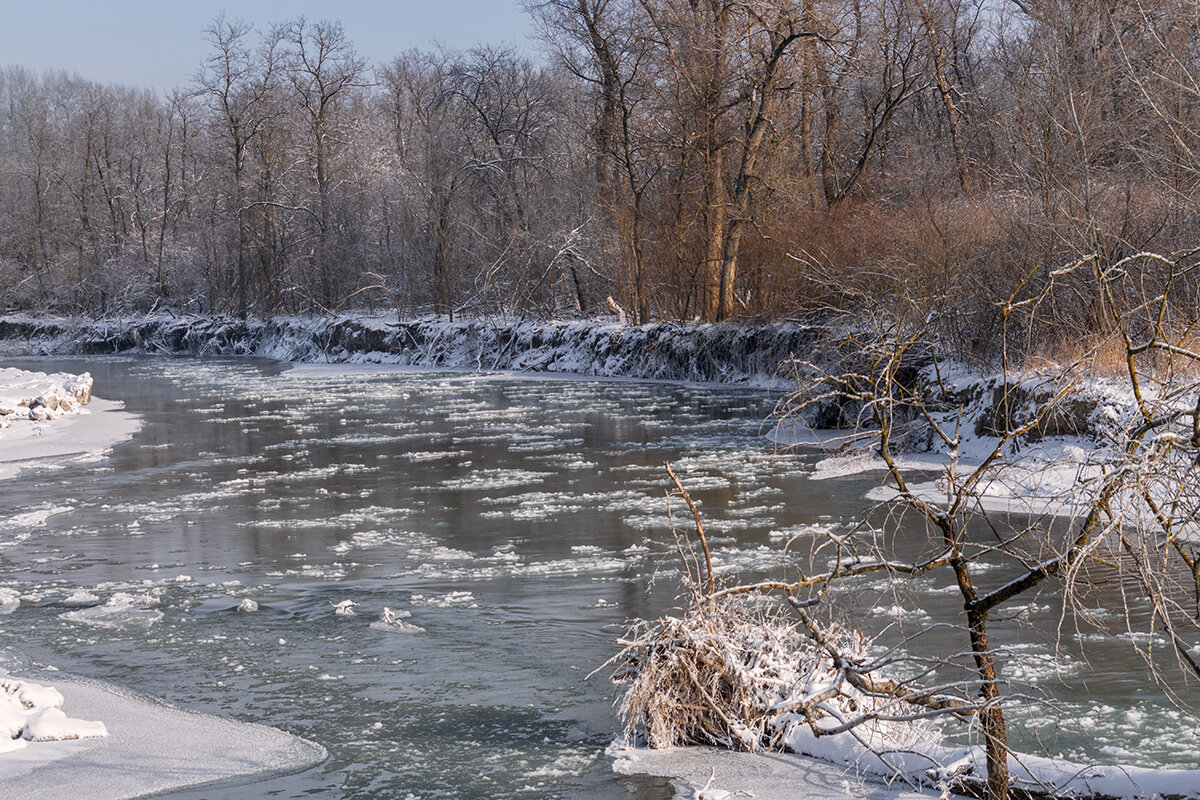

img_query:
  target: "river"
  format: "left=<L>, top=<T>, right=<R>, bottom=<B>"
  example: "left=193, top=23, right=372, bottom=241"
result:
left=0, top=357, right=1193, bottom=798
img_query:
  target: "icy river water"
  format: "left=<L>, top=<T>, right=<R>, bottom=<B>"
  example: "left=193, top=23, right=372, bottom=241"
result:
left=0, top=357, right=1195, bottom=798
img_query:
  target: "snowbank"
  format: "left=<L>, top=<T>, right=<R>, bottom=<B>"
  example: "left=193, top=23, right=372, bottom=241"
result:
left=0, top=670, right=325, bottom=800
left=0, top=314, right=821, bottom=387
left=0, top=367, right=92, bottom=422
left=613, top=740, right=1200, bottom=800
left=0, top=368, right=139, bottom=482
left=0, top=674, right=106, bottom=753
left=772, top=363, right=1138, bottom=519
left=610, top=742, right=937, bottom=800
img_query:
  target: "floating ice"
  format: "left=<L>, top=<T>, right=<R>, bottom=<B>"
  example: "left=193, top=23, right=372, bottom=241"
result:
left=0, top=588, right=20, bottom=615
left=410, top=592, right=477, bottom=608
left=60, top=593, right=163, bottom=629
left=61, top=590, right=99, bottom=607
left=369, top=607, right=424, bottom=634
left=438, top=468, right=550, bottom=491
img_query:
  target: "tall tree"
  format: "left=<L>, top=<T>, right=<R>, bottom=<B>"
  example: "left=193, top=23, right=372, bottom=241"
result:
left=196, top=14, right=284, bottom=315
left=284, top=17, right=366, bottom=308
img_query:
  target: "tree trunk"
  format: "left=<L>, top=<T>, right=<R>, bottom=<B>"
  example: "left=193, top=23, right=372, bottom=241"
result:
left=914, top=0, right=970, bottom=191
left=948, top=537, right=1010, bottom=800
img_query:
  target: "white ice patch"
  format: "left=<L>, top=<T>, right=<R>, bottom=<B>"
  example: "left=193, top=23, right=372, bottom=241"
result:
left=525, top=749, right=596, bottom=778
left=60, top=592, right=163, bottom=629
left=437, top=468, right=550, bottom=491
left=409, top=591, right=478, bottom=608
left=369, top=606, right=425, bottom=634
left=0, top=505, right=72, bottom=549
left=403, top=450, right=471, bottom=463
left=331, top=600, right=357, bottom=616
left=0, top=588, right=20, bottom=615
left=610, top=741, right=913, bottom=800
left=61, top=590, right=99, bottom=607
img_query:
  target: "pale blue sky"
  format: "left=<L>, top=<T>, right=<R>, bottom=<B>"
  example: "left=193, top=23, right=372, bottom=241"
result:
left=0, top=1, right=534, bottom=92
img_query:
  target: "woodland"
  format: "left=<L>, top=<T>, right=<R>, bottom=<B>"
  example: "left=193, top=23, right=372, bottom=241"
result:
left=2, top=0, right=1198, bottom=363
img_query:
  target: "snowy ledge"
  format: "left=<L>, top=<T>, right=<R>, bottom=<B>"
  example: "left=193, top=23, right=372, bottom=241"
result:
left=612, top=740, right=1200, bottom=800
left=0, top=314, right=822, bottom=388
left=0, top=368, right=140, bottom=482
left=0, top=670, right=326, bottom=800
left=611, top=742, right=937, bottom=800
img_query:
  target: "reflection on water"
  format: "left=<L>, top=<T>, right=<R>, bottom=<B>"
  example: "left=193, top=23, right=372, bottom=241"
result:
left=0, top=357, right=1193, bottom=798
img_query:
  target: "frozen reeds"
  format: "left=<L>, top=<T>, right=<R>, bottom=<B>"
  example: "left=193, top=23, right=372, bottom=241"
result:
left=610, top=465, right=946, bottom=766
left=613, top=597, right=843, bottom=751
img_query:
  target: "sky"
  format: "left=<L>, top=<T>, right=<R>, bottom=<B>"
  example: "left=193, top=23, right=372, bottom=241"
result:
left=0, top=1, right=535, bottom=93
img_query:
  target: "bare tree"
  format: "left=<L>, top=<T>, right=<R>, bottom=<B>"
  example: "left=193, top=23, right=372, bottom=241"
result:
left=196, top=14, right=284, bottom=316
left=284, top=17, right=366, bottom=308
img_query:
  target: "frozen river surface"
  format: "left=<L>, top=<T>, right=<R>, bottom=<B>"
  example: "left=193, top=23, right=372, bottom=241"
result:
left=0, top=358, right=1194, bottom=798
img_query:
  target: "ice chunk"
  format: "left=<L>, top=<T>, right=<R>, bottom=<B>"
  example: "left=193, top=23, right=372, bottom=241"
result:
left=0, top=588, right=20, bottom=614
left=62, top=590, right=99, bottom=607
left=369, top=607, right=424, bottom=634
left=21, top=707, right=107, bottom=742
left=0, top=677, right=63, bottom=711
left=60, top=592, right=163, bottom=629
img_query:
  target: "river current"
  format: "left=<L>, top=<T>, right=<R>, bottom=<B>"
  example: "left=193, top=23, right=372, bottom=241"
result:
left=0, top=357, right=1194, bottom=798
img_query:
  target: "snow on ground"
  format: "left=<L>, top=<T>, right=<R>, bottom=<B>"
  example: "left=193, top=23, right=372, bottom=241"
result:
left=613, top=739, right=1200, bottom=800
left=0, top=367, right=92, bottom=421
left=611, top=742, right=942, bottom=800
left=0, top=670, right=325, bottom=800
left=0, top=673, right=106, bottom=754
left=770, top=375, right=1117, bottom=520
left=0, top=368, right=140, bottom=481
left=772, top=726, right=1200, bottom=800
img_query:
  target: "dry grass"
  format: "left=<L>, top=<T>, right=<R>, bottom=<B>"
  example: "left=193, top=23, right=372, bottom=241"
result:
left=612, top=599, right=830, bottom=751
left=1026, top=326, right=1200, bottom=380
left=608, top=593, right=935, bottom=759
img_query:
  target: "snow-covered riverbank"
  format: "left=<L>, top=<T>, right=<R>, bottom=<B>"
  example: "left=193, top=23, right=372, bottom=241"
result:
left=0, top=667, right=324, bottom=800
left=0, top=672, right=107, bottom=755
left=0, top=314, right=819, bottom=387
left=613, top=740, right=1200, bottom=800
left=0, top=367, right=139, bottom=481
left=0, top=368, right=93, bottom=422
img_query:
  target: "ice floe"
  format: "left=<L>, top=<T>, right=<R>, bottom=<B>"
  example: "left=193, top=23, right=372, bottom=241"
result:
left=60, top=593, right=163, bottom=629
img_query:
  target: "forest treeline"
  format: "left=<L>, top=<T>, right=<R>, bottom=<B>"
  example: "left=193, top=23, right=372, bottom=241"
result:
left=3, top=0, right=1200, bottom=359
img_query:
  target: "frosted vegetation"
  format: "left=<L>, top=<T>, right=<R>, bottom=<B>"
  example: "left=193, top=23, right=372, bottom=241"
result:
left=0, top=0, right=1198, bottom=366
left=4, top=1, right=1198, bottom=797
left=611, top=261, right=1200, bottom=799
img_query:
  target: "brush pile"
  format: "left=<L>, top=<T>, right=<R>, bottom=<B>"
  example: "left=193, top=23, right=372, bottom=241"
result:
left=612, top=596, right=923, bottom=755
